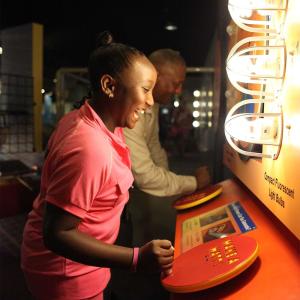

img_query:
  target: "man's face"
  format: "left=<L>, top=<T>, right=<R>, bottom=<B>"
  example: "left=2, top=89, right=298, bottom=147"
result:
left=153, top=63, right=186, bottom=105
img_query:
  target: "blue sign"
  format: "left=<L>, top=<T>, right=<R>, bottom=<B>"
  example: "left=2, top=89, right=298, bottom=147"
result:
left=229, top=201, right=256, bottom=233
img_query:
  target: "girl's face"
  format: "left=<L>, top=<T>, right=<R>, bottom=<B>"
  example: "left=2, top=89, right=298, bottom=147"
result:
left=113, top=56, right=157, bottom=129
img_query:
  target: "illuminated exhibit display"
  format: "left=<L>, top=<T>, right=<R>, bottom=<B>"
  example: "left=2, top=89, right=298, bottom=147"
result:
left=226, top=35, right=286, bottom=98
left=228, top=0, right=288, bottom=34
left=224, top=99, right=283, bottom=159
left=224, top=0, right=300, bottom=239
left=161, top=2, right=299, bottom=298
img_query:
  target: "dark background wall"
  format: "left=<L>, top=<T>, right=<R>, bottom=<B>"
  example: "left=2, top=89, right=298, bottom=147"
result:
left=0, top=0, right=219, bottom=86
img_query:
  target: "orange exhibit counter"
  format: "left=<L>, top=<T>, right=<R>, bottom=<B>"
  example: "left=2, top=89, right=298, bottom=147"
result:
left=169, top=178, right=300, bottom=300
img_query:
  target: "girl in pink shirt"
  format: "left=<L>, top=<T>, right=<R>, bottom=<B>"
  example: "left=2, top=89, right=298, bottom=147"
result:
left=21, top=31, right=174, bottom=300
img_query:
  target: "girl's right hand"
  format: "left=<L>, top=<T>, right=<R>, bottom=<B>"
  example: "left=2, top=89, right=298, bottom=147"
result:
left=138, top=239, right=174, bottom=276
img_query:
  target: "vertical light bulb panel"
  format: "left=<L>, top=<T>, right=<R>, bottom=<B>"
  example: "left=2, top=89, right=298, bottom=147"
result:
left=224, top=99, right=283, bottom=159
left=228, top=0, right=288, bottom=34
left=226, top=35, right=286, bottom=98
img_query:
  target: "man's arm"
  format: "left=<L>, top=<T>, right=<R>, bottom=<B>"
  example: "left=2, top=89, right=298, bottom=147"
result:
left=124, top=114, right=197, bottom=197
left=147, top=106, right=169, bottom=170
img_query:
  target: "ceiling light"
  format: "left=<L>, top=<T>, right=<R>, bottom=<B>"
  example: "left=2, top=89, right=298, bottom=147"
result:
left=165, top=22, right=178, bottom=31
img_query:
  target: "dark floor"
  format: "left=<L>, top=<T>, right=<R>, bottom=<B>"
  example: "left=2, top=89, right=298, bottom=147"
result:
left=0, top=151, right=213, bottom=300
left=0, top=214, right=34, bottom=300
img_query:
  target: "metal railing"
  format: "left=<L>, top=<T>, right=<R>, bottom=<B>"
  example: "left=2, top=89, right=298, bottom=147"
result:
left=0, top=73, right=34, bottom=153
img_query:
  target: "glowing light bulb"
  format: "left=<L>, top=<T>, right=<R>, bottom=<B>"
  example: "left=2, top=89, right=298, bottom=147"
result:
left=228, top=0, right=288, bottom=34
left=174, top=100, right=179, bottom=108
left=224, top=99, right=283, bottom=159
left=193, top=100, right=200, bottom=108
left=193, top=90, right=201, bottom=97
left=193, top=111, right=200, bottom=118
left=193, top=120, right=200, bottom=128
left=226, top=35, right=286, bottom=97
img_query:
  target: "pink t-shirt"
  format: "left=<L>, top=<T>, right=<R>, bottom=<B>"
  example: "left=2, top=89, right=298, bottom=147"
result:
left=21, top=101, right=134, bottom=298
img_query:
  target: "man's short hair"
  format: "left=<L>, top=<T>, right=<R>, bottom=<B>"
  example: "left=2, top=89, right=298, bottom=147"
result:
left=149, top=49, right=186, bottom=69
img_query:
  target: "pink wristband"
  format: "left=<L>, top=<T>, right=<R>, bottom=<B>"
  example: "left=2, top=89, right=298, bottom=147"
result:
left=131, top=247, right=139, bottom=272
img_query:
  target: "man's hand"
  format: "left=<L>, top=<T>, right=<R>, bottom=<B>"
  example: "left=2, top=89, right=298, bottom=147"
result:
left=195, top=165, right=211, bottom=190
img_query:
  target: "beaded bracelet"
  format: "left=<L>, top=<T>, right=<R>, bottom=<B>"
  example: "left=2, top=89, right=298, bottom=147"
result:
left=131, top=247, right=140, bottom=272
